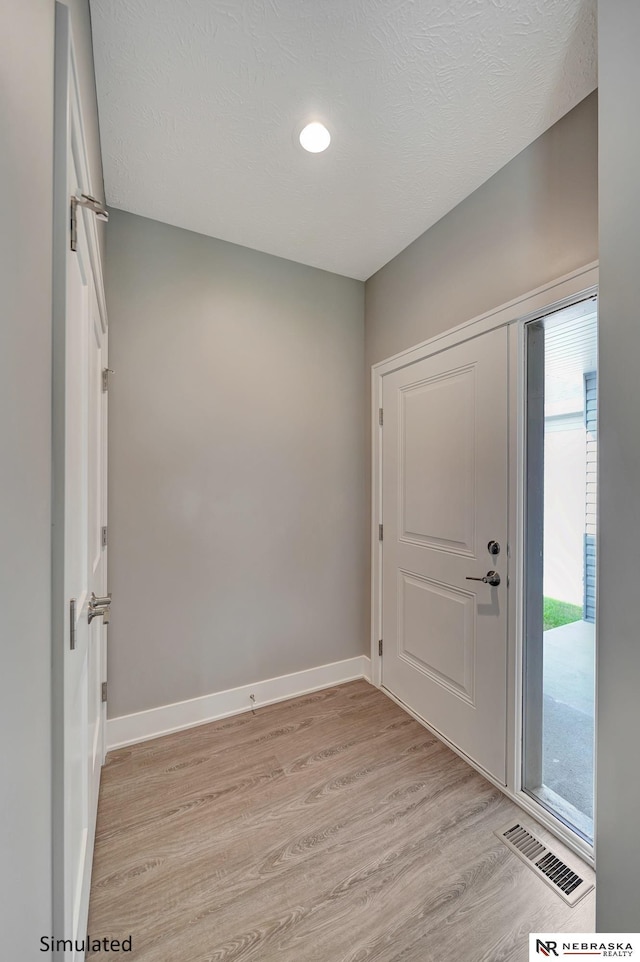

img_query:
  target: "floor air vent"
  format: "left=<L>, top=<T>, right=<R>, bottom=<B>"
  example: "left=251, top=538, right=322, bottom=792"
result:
left=496, top=822, right=594, bottom=907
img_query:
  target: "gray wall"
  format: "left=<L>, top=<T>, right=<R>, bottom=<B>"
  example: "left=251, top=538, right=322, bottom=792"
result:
left=364, top=92, right=598, bottom=642
left=0, top=0, right=103, bottom=951
left=366, top=92, right=598, bottom=367
left=106, top=210, right=366, bottom=719
left=0, top=2, right=54, bottom=953
left=596, top=2, right=640, bottom=931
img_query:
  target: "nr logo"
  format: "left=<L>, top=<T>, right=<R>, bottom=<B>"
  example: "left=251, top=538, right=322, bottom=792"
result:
left=536, top=941, right=559, bottom=957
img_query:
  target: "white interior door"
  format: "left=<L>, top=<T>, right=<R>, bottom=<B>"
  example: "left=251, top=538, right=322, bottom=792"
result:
left=86, top=261, right=108, bottom=824
left=64, top=211, right=107, bottom=954
left=55, top=5, right=108, bottom=957
left=381, top=326, right=508, bottom=782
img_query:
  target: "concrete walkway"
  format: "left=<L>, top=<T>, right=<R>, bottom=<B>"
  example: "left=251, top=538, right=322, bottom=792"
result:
left=541, top=620, right=595, bottom=831
left=543, top=619, right=595, bottom=715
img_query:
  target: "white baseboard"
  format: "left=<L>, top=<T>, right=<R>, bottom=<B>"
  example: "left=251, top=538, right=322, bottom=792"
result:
left=106, top=655, right=372, bottom=751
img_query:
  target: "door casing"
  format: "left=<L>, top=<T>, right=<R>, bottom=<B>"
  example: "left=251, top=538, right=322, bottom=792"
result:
left=371, top=261, right=599, bottom=864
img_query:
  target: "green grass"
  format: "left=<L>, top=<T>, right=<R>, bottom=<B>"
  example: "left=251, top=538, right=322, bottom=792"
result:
left=543, top=596, right=583, bottom=632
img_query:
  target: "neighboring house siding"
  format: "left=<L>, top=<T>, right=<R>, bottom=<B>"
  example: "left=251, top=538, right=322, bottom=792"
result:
left=584, top=371, right=597, bottom=622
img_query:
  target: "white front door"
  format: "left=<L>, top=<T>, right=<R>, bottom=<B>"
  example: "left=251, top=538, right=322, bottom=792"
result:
left=381, top=326, right=508, bottom=782
left=55, top=5, right=108, bottom=956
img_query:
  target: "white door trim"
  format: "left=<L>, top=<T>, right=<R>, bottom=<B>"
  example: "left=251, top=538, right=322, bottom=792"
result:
left=52, top=1, right=108, bottom=945
left=371, top=261, right=599, bottom=863
left=371, top=261, right=599, bottom=382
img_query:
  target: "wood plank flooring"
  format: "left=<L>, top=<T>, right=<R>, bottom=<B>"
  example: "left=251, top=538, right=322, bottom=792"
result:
left=88, top=681, right=594, bottom=961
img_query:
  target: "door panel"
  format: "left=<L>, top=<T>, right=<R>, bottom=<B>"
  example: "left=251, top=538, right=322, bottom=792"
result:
left=398, top=571, right=476, bottom=702
left=88, top=293, right=107, bottom=818
left=401, top=367, right=476, bottom=554
left=64, top=189, right=107, bottom=955
left=382, top=327, right=508, bottom=782
left=55, top=6, right=108, bottom=957
left=64, top=192, right=92, bottom=948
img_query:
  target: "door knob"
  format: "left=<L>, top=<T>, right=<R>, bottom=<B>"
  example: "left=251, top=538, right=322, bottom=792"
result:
left=466, top=571, right=501, bottom=587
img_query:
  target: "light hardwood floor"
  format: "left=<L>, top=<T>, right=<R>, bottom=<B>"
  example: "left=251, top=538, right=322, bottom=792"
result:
left=88, top=681, right=594, bottom=961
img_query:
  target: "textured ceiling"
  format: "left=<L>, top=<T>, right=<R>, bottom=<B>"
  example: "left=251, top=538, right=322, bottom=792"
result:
left=90, top=0, right=596, bottom=281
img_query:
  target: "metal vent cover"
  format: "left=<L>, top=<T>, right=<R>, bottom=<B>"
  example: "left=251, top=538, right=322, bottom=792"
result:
left=496, top=822, right=594, bottom=907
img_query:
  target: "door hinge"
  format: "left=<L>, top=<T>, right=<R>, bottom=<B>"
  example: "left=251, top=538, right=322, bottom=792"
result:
left=101, top=681, right=108, bottom=703
left=379, top=408, right=384, bottom=426
left=69, top=598, right=76, bottom=651
left=378, top=638, right=383, bottom=657
left=379, top=523, right=383, bottom=541
left=102, top=368, right=113, bottom=392
left=101, top=525, right=108, bottom=548
left=70, top=194, right=109, bottom=252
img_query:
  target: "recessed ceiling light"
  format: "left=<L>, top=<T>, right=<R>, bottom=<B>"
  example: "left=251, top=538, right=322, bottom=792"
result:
left=299, top=122, right=331, bottom=153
